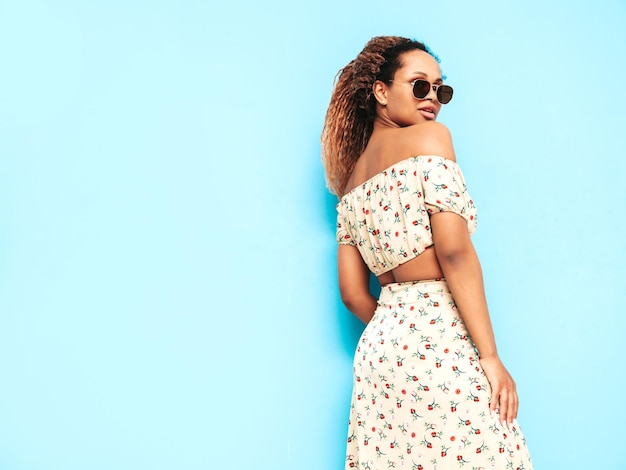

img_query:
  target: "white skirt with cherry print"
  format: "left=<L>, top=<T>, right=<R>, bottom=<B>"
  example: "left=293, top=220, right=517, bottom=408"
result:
left=345, top=280, right=533, bottom=470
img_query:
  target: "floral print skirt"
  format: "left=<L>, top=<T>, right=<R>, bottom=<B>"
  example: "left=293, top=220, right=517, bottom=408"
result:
left=345, top=280, right=532, bottom=470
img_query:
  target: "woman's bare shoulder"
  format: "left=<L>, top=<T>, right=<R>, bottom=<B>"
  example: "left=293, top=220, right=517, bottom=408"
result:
left=400, top=122, right=456, bottom=162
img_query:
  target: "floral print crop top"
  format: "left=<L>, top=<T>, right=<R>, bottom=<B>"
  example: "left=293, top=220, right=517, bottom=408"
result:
left=336, top=155, right=478, bottom=276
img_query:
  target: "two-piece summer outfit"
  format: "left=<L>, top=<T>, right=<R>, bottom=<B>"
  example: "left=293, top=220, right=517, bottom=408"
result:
left=336, top=156, right=533, bottom=469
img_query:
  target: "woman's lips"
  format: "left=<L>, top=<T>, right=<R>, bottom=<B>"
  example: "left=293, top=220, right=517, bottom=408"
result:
left=419, top=108, right=436, bottom=120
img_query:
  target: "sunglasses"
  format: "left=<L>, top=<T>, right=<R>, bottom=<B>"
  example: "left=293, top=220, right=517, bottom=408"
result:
left=389, top=79, right=454, bottom=104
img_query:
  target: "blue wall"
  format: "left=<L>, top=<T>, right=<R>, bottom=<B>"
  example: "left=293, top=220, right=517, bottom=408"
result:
left=0, top=1, right=625, bottom=469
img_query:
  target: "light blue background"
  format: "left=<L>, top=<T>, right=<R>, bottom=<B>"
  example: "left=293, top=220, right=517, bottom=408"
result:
left=0, top=1, right=625, bottom=469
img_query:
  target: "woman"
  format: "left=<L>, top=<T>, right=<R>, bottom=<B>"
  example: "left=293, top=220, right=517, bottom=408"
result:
left=322, top=36, right=533, bottom=469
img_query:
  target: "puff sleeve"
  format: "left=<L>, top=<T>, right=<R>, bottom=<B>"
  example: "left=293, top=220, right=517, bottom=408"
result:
left=421, top=156, right=478, bottom=234
left=336, top=203, right=357, bottom=246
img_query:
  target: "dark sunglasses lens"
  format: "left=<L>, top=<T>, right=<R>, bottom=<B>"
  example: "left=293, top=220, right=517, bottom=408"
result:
left=412, top=80, right=431, bottom=99
left=437, top=85, right=453, bottom=104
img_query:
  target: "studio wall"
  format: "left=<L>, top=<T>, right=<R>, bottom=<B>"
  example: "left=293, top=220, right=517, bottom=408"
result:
left=0, top=1, right=625, bottom=468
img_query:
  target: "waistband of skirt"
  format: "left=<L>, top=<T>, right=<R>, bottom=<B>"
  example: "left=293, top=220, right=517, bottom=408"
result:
left=379, top=278, right=450, bottom=298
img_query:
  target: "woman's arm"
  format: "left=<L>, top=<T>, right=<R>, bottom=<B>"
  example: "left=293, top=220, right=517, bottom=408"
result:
left=337, top=244, right=377, bottom=324
left=430, top=212, right=518, bottom=430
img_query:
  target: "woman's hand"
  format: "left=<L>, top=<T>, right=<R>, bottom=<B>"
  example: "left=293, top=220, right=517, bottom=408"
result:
left=479, top=355, right=518, bottom=430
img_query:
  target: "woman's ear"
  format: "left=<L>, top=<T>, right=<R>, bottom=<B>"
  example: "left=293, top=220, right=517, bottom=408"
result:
left=372, top=80, right=388, bottom=106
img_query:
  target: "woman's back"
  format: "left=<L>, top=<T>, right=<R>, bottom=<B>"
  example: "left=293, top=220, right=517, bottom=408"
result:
left=343, top=121, right=459, bottom=284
